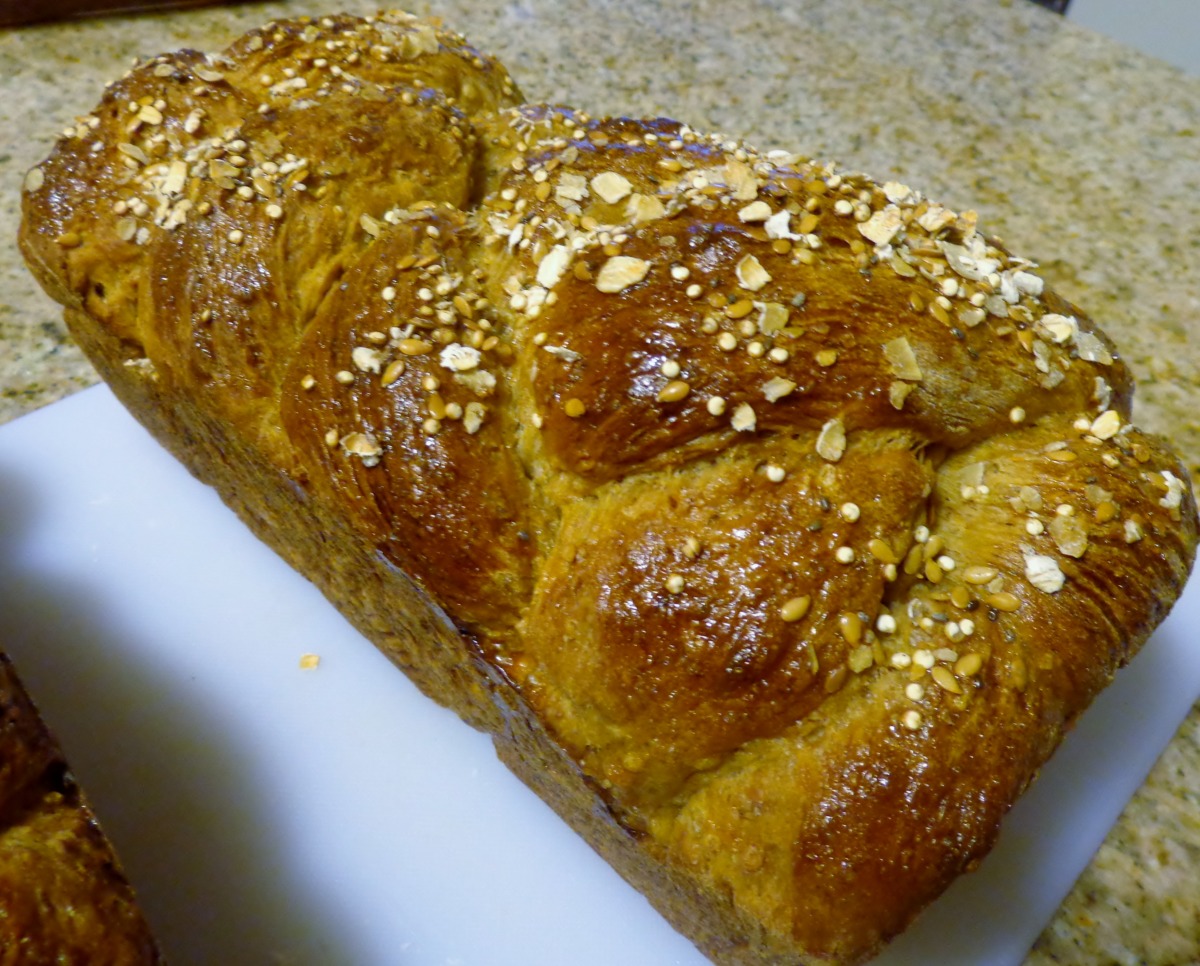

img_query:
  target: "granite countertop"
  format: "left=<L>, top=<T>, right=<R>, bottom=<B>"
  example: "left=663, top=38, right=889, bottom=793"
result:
left=2, top=0, right=1198, bottom=962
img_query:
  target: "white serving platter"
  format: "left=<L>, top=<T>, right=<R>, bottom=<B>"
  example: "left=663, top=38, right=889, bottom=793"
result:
left=0, top=385, right=1195, bottom=966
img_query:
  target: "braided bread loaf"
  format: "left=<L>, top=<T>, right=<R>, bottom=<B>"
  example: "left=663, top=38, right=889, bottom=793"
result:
left=19, top=12, right=1197, bottom=964
left=0, top=653, right=160, bottom=961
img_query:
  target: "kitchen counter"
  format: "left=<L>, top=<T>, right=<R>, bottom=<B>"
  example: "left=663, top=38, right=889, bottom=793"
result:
left=2, top=0, right=1198, bottom=962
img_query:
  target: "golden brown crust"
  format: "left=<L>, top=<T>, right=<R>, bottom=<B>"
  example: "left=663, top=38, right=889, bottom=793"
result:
left=0, top=655, right=160, bottom=964
left=18, top=12, right=1198, bottom=965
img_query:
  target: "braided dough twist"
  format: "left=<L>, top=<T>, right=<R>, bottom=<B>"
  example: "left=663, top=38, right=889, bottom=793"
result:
left=20, top=13, right=1197, bottom=964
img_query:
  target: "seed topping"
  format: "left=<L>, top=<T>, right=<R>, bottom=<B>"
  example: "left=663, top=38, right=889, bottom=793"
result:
left=731, top=403, right=757, bottom=433
left=780, top=596, right=812, bottom=622
left=595, top=255, right=650, bottom=293
left=1024, top=553, right=1065, bottom=593
left=590, top=170, right=633, bottom=204
left=816, top=418, right=846, bottom=462
left=736, top=254, right=771, bottom=292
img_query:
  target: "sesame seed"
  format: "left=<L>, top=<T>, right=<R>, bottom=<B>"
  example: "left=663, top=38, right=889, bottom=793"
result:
left=902, top=710, right=923, bottom=731
left=725, top=299, right=755, bottom=320
left=657, top=380, right=691, bottom=403
left=1010, top=407, right=1026, bottom=423
left=890, top=652, right=912, bottom=668
left=664, top=574, right=686, bottom=594
left=765, top=464, right=786, bottom=482
left=876, top=613, right=897, bottom=633
left=670, top=264, right=690, bottom=281
left=717, top=332, right=738, bottom=352
left=768, top=347, right=789, bottom=363
left=839, top=502, right=860, bottom=522
left=564, top=398, right=587, bottom=418
left=686, top=284, right=703, bottom=299
left=660, top=359, right=681, bottom=378
left=954, top=653, right=984, bottom=677
left=905, top=683, right=925, bottom=701
left=835, top=546, right=855, bottom=564
left=867, top=538, right=898, bottom=564
left=985, top=591, right=1021, bottom=612
left=931, top=665, right=962, bottom=694
left=227, top=229, right=244, bottom=244
left=706, top=396, right=727, bottom=416
left=1026, top=519, right=1045, bottom=536
left=962, top=565, right=998, bottom=585
left=838, top=612, right=863, bottom=644
left=780, top=595, right=812, bottom=622
left=381, top=359, right=406, bottom=387
left=913, top=649, right=935, bottom=669
left=334, top=370, right=354, bottom=385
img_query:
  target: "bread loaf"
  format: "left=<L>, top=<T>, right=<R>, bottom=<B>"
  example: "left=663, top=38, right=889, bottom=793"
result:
left=18, top=12, right=1198, bottom=963
left=0, top=653, right=160, bottom=962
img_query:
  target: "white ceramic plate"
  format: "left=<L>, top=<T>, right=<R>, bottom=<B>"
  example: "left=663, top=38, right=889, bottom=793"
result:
left=0, top=385, right=1195, bottom=966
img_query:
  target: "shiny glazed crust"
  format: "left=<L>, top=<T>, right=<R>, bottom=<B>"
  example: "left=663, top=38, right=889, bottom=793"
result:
left=18, top=12, right=1199, bottom=964
left=0, top=654, right=160, bottom=963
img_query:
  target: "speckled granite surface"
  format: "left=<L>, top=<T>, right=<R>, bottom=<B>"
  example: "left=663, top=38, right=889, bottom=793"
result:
left=2, top=1, right=1198, bottom=962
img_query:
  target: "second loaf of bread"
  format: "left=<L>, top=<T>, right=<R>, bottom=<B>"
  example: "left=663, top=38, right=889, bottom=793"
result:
left=18, top=12, right=1198, bottom=964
